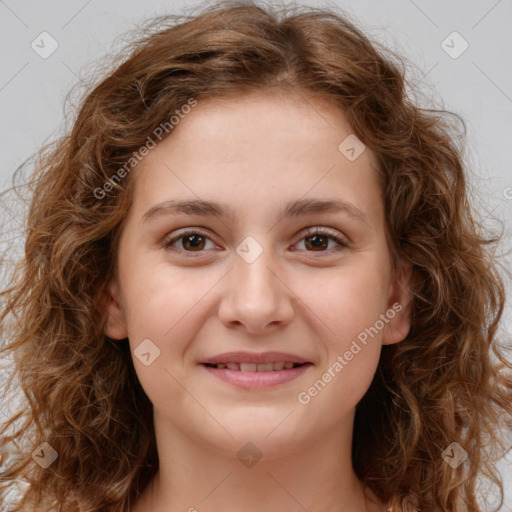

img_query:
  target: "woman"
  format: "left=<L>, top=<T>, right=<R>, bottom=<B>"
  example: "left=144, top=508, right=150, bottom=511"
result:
left=1, top=2, right=511, bottom=511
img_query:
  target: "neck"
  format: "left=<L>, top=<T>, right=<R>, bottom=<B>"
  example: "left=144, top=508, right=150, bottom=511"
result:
left=132, top=410, right=387, bottom=512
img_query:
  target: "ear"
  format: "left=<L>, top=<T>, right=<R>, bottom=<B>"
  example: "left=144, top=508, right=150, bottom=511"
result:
left=100, top=278, right=128, bottom=340
left=382, top=261, right=414, bottom=346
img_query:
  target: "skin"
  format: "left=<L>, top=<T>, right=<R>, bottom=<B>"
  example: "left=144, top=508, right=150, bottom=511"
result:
left=103, top=89, right=413, bottom=512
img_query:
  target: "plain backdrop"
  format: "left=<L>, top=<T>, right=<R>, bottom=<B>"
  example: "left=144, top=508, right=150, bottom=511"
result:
left=1, top=0, right=511, bottom=509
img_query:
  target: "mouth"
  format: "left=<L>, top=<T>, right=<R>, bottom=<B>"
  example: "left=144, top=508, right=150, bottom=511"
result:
left=202, top=361, right=307, bottom=371
left=199, top=352, right=313, bottom=389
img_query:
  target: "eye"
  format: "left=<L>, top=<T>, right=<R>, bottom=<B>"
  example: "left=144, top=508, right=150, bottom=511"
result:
left=293, top=227, right=349, bottom=254
left=163, top=229, right=217, bottom=255
left=163, top=227, right=349, bottom=257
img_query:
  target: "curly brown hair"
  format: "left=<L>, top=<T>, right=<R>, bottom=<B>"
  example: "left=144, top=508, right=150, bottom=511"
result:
left=1, top=1, right=511, bottom=511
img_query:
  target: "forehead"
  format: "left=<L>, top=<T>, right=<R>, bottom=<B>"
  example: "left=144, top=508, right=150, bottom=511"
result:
left=153, top=90, right=367, bottom=161
left=128, top=90, right=383, bottom=226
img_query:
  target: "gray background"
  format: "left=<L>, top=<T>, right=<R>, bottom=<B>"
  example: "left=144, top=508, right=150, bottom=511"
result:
left=1, top=0, right=511, bottom=509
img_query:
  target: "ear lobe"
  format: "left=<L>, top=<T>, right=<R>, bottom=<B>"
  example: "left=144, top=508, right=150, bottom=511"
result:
left=382, top=262, right=414, bottom=346
left=100, top=278, right=128, bottom=340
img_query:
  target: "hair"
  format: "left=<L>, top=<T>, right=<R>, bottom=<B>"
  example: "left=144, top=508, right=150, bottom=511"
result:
left=1, top=1, right=511, bottom=511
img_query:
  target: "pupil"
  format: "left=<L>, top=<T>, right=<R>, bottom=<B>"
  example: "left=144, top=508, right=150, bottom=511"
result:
left=307, top=235, right=327, bottom=250
left=184, top=234, right=204, bottom=250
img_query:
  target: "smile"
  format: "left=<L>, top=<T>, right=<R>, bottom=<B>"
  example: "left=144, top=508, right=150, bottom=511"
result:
left=204, top=361, right=303, bottom=371
left=200, top=361, right=313, bottom=389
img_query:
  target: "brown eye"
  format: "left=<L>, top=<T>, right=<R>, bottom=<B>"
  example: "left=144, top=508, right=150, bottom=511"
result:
left=295, top=228, right=349, bottom=253
left=304, top=234, right=330, bottom=251
left=163, top=230, right=216, bottom=254
left=181, top=233, right=206, bottom=251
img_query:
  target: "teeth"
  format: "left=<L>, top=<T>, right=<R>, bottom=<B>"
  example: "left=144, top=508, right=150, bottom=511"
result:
left=213, top=361, right=301, bottom=371
left=240, top=363, right=258, bottom=372
left=256, top=363, right=274, bottom=372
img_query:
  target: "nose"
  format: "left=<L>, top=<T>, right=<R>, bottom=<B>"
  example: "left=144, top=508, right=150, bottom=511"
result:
left=217, top=246, right=295, bottom=335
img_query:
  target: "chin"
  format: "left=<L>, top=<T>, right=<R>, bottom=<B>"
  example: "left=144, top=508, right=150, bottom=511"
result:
left=213, top=424, right=309, bottom=461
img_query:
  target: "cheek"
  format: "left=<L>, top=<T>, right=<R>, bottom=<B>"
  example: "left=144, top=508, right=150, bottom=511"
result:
left=303, top=263, right=389, bottom=334
left=121, top=263, right=227, bottom=391
left=296, top=274, right=386, bottom=414
left=121, top=269, right=204, bottom=412
left=300, top=265, right=387, bottom=383
left=120, top=256, right=205, bottom=333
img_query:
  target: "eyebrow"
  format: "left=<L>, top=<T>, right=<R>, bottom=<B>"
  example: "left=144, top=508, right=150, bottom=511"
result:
left=141, top=197, right=370, bottom=226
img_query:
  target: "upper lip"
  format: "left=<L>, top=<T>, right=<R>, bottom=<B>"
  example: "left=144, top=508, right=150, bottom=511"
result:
left=200, top=351, right=312, bottom=365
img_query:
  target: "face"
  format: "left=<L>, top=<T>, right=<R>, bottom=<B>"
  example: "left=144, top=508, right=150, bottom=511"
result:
left=103, top=90, right=412, bottom=458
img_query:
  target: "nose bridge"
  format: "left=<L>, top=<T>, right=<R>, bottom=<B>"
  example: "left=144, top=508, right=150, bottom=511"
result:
left=233, top=235, right=281, bottom=302
left=218, top=235, right=294, bottom=332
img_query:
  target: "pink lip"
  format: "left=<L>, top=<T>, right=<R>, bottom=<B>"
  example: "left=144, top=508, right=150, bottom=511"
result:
left=201, top=363, right=313, bottom=390
left=200, top=351, right=311, bottom=365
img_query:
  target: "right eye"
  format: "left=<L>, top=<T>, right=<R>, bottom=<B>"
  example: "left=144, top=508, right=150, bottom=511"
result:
left=162, top=229, right=218, bottom=256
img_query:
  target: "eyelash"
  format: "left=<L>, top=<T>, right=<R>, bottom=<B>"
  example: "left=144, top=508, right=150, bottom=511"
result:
left=162, top=227, right=349, bottom=257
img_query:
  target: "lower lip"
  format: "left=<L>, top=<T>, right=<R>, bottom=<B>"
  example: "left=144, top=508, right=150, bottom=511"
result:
left=201, top=363, right=312, bottom=389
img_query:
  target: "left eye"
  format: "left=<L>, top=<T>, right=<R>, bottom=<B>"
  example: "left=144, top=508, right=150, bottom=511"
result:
left=294, top=228, right=349, bottom=253
left=162, top=228, right=349, bottom=255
